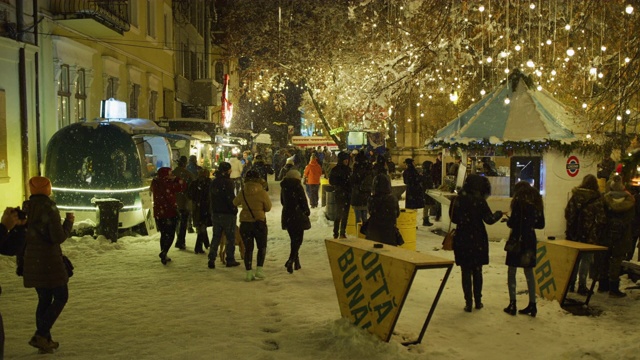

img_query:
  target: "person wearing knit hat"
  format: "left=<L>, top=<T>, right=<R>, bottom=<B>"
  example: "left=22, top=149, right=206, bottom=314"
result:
left=599, top=173, right=635, bottom=298
left=23, top=176, right=74, bottom=353
left=279, top=156, right=295, bottom=181
left=29, top=176, right=52, bottom=197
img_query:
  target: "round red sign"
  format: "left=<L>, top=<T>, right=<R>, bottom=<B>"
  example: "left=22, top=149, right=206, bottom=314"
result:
left=566, top=156, right=580, bottom=177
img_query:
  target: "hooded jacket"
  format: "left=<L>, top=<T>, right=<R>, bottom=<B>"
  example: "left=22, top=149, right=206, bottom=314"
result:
left=564, top=187, right=606, bottom=243
left=209, top=169, right=238, bottom=215
left=23, top=194, right=73, bottom=288
left=403, top=162, right=425, bottom=209
left=234, top=179, right=272, bottom=222
left=303, top=157, right=323, bottom=185
left=280, top=177, right=311, bottom=230
left=150, top=167, right=186, bottom=219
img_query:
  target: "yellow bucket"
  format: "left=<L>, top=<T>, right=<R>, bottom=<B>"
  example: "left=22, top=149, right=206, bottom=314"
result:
left=397, top=209, right=417, bottom=251
left=320, top=178, right=330, bottom=206
left=346, top=207, right=357, bottom=236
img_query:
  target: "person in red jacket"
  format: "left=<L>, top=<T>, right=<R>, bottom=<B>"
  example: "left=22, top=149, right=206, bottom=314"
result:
left=150, top=167, right=186, bottom=264
left=303, top=154, right=323, bottom=208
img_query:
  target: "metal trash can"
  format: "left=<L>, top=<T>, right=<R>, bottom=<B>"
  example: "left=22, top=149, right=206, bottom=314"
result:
left=93, top=199, right=123, bottom=242
left=322, top=184, right=334, bottom=208
left=325, top=188, right=337, bottom=221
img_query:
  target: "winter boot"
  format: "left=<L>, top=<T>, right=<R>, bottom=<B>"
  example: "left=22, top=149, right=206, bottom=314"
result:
left=294, top=257, right=301, bottom=270
left=518, top=302, right=537, bottom=317
left=609, top=280, right=627, bottom=298
left=503, top=301, right=517, bottom=315
left=464, top=301, right=472, bottom=313
left=577, top=284, right=592, bottom=296
left=597, top=278, right=610, bottom=293
left=422, top=218, right=434, bottom=227
left=255, top=266, right=266, bottom=280
left=29, top=334, right=54, bottom=353
left=284, top=260, right=294, bottom=274
left=245, top=270, right=255, bottom=282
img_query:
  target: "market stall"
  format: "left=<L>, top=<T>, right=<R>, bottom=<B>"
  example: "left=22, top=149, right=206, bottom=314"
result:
left=428, top=70, right=599, bottom=239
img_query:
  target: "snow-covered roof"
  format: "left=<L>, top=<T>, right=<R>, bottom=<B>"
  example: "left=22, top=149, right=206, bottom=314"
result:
left=105, top=118, right=166, bottom=134
left=431, top=74, right=584, bottom=145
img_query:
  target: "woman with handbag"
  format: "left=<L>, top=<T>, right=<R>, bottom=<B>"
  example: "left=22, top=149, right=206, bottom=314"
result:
left=234, top=170, right=272, bottom=281
left=22, top=176, right=74, bottom=353
left=280, top=170, right=311, bottom=273
left=503, top=181, right=545, bottom=316
left=450, top=174, right=504, bottom=312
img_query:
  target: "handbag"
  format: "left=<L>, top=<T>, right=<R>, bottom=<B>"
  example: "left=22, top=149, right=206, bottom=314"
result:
left=302, top=214, right=312, bottom=230
left=359, top=219, right=369, bottom=235
left=394, top=227, right=404, bottom=246
left=62, top=255, right=74, bottom=278
left=242, top=191, right=268, bottom=232
left=442, top=197, right=457, bottom=251
left=504, top=203, right=523, bottom=253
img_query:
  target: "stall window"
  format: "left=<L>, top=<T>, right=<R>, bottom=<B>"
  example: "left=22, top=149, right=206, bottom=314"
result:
left=149, top=90, right=158, bottom=121
left=57, top=65, right=71, bottom=128
left=75, top=69, right=87, bottom=121
left=129, top=84, right=140, bottom=118
left=510, top=156, right=541, bottom=196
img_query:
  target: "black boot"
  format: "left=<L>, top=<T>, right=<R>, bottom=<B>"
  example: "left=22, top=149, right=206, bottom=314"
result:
left=609, top=280, right=627, bottom=298
left=422, top=218, right=433, bottom=227
left=518, top=302, right=537, bottom=317
left=503, top=301, right=517, bottom=315
left=284, top=260, right=294, bottom=274
left=294, top=257, right=301, bottom=270
left=464, top=301, right=472, bottom=313
left=597, top=278, right=610, bottom=293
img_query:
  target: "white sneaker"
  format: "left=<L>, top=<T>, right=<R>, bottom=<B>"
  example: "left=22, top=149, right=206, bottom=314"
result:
left=255, top=266, right=266, bottom=280
left=245, top=270, right=255, bottom=282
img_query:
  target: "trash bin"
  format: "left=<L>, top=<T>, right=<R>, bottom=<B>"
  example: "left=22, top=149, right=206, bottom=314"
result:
left=320, top=178, right=330, bottom=206
left=93, top=198, right=123, bottom=242
left=325, top=188, right=337, bottom=221
left=397, top=209, right=417, bottom=251
left=321, top=182, right=332, bottom=207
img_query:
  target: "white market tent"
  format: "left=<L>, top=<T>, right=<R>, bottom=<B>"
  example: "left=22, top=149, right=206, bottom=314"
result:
left=428, top=70, right=597, bottom=239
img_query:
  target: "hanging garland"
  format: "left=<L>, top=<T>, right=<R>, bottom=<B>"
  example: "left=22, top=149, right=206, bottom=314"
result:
left=426, top=139, right=604, bottom=157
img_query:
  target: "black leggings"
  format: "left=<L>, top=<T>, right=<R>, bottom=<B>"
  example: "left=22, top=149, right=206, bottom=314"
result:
left=240, top=221, right=268, bottom=270
left=287, top=227, right=304, bottom=262
left=35, top=285, right=69, bottom=338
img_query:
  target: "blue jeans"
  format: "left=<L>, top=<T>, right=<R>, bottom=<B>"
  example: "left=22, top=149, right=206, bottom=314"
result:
left=209, top=213, right=238, bottom=263
left=306, top=184, right=320, bottom=207
left=507, top=266, right=536, bottom=303
left=354, top=209, right=368, bottom=224
left=35, top=285, right=69, bottom=338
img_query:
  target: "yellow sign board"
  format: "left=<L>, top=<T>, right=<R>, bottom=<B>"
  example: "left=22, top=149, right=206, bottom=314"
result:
left=326, top=238, right=453, bottom=343
left=534, top=240, right=607, bottom=303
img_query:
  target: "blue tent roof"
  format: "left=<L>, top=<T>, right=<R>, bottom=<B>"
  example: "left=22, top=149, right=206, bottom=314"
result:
left=432, top=78, right=581, bottom=144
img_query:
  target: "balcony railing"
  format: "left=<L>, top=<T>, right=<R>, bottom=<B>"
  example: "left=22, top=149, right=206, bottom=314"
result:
left=51, top=0, right=130, bottom=35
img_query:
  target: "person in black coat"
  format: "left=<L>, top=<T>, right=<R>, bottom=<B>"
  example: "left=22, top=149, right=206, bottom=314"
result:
left=421, top=161, right=435, bottom=226
left=402, top=158, right=425, bottom=210
left=208, top=162, right=241, bottom=269
left=450, top=174, right=504, bottom=312
left=350, top=152, right=374, bottom=224
left=329, top=152, right=352, bottom=238
left=188, top=167, right=212, bottom=254
left=503, top=181, right=545, bottom=317
left=365, top=174, right=400, bottom=245
left=251, top=155, right=274, bottom=191
left=280, top=170, right=311, bottom=273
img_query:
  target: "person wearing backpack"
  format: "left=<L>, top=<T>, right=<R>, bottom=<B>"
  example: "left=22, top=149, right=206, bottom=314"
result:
left=564, top=174, right=606, bottom=295
left=350, top=152, right=374, bottom=224
left=596, top=175, right=635, bottom=297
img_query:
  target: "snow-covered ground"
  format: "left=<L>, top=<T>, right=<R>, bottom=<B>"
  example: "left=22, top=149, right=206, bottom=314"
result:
left=1, top=177, right=639, bottom=359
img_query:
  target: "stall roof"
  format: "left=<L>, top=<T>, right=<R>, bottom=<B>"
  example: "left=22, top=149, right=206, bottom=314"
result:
left=98, top=118, right=166, bottom=135
left=431, top=72, right=585, bottom=144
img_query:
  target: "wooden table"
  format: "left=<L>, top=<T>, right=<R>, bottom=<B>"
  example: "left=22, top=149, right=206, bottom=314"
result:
left=325, top=237, right=454, bottom=345
left=535, top=239, right=608, bottom=308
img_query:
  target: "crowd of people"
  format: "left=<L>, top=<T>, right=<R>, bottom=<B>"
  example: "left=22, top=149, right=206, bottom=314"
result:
left=4, top=147, right=640, bottom=356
